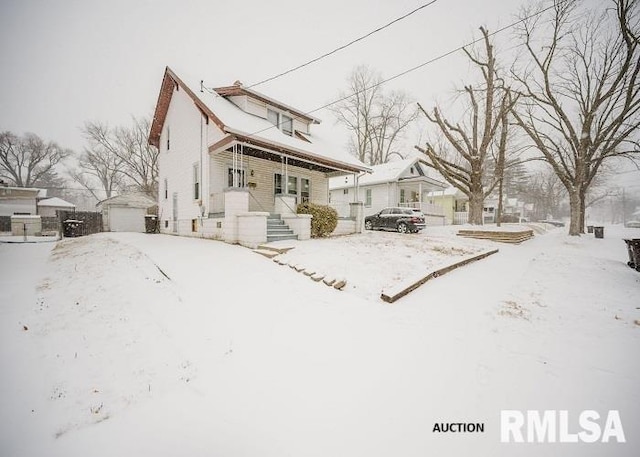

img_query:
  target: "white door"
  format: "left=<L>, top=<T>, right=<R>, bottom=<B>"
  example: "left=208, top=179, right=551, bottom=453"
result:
left=110, top=207, right=145, bottom=232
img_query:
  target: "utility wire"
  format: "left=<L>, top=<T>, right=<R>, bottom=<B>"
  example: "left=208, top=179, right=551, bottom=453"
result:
left=245, top=0, right=439, bottom=90
left=245, top=1, right=558, bottom=139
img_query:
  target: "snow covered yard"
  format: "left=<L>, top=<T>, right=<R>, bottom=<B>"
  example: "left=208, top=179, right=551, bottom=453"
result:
left=272, top=227, right=492, bottom=301
left=1, top=225, right=639, bottom=456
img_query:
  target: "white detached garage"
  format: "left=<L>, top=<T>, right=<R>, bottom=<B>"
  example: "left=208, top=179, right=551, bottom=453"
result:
left=97, top=193, right=156, bottom=232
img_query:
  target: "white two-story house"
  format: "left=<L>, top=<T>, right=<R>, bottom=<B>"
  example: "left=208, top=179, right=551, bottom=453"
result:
left=149, top=67, right=369, bottom=247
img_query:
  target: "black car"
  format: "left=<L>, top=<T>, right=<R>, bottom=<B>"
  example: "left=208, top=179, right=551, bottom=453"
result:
left=364, top=207, right=426, bottom=233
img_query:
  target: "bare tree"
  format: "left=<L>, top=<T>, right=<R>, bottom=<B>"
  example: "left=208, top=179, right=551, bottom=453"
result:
left=0, top=131, right=70, bottom=187
left=114, top=117, right=159, bottom=198
left=510, top=0, right=640, bottom=235
left=70, top=123, right=126, bottom=200
left=415, top=27, right=515, bottom=225
left=330, top=65, right=418, bottom=165
left=524, top=166, right=567, bottom=221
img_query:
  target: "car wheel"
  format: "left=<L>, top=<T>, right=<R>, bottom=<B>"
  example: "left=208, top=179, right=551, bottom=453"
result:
left=397, top=222, right=408, bottom=233
left=365, top=220, right=373, bottom=230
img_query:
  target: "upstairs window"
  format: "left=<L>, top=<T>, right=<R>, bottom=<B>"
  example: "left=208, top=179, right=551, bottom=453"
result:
left=267, top=109, right=279, bottom=127
left=267, top=108, right=294, bottom=136
left=282, top=115, right=293, bottom=136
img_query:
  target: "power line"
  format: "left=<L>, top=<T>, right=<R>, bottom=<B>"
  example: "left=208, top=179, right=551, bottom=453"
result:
left=245, top=1, right=558, bottom=139
left=245, top=0, right=440, bottom=90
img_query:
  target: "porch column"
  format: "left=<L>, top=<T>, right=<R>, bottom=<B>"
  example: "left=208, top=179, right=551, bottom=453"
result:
left=223, top=188, right=249, bottom=244
left=350, top=201, right=364, bottom=234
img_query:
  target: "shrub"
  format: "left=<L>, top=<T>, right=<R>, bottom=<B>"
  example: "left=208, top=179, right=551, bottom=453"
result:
left=297, top=202, right=338, bottom=238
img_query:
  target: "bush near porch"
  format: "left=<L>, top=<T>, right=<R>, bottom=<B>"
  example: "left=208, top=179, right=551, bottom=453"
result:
left=297, top=202, right=338, bottom=238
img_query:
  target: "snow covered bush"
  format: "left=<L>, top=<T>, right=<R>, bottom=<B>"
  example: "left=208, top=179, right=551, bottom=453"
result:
left=297, top=202, right=337, bottom=238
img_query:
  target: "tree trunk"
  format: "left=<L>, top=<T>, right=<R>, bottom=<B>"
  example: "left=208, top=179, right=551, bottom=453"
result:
left=496, top=177, right=504, bottom=227
left=468, top=193, right=484, bottom=225
left=568, top=189, right=583, bottom=236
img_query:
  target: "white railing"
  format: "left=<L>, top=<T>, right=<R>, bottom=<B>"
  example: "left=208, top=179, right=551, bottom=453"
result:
left=453, top=211, right=468, bottom=225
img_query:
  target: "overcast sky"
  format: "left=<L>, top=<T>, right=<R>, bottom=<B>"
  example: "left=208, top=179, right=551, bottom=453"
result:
left=0, top=0, right=529, bottom=150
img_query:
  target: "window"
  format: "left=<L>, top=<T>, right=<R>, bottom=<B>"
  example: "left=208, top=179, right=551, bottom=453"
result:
left=282, top=115, right=293, bottom=136
left=380, top=208, right=392, bottom=215
left=193, top=164, right=200, bottom=200
left=301, top=178, right=310, bottom=203
left=192, top=219, right=198, bottom=232
left=274, top=173, right=283, bottom=194
left=267, top=109, right=279, bottom=127
left=164, top=178, right=168, bottom=200
left=228, top=168, right=245, bottom=188
left=266, top=108, right=293, bottom=136
left=287, top=175, right=297, bottom=196
left=365, top=188, right=372, bottom=207
left=400, top=189, right=406, bottom=203
left=343, top=188, right=349, bottom=195
left=166, top=126, right=170, bottom=151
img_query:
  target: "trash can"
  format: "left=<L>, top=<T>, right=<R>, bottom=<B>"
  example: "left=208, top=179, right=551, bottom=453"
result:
left=593, top=226, right=604, bottom=239
left=624, top=239, right=640, bottom=271
left=145, top=215, right=159, bottom=234
left=62, top=219, right=84, bottom=237
left=587, top=225, right=594, bottom=233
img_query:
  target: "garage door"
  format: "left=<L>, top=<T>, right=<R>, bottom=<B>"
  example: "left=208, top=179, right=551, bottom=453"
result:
left=109, top=207, right=145, bottom=232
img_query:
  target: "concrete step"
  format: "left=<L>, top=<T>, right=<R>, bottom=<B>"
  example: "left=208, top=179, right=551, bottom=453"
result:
left=267, top=233, right=298, bottom=242
left=253, top=248, right=280, bottom=259
left=256, top=243, right=295, bottom=254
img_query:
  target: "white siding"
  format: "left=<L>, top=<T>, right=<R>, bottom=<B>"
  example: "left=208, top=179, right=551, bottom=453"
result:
left=157, top=85, right=225, bottom=235
left=0, top=199, right=36, bottom=216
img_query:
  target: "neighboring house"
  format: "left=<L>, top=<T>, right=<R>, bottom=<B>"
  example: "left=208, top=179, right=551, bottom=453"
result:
left=0, top=186, right=46, bottom=216
left=427, top=187, right=533, bottom=225
left=426, top=186, right=469, bottom=225
left=328, top=157, right=448, bottom=225
left=37, top=197, right=76, bottom=217
left=149, top=67, right=369, bottom=247
left=97, top=193, right=156, bottom=232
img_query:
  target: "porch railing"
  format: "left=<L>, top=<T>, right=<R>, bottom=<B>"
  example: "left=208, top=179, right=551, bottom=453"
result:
left=453, top=211, right=468, bottom=225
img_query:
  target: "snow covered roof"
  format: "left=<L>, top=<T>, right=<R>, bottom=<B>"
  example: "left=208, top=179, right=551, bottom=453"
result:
left=149, top=67, right=369, bottom=174
left=426, top=186, right=465, bottom=198
left=329, top=157, right=445, bottom=190
left=37, top=197, right=75, bottom=208
left=97, top=193, right=156, bottom=209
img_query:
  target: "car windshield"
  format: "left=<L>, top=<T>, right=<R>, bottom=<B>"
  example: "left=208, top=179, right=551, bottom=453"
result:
left=401, top=209, right=414, bottom=215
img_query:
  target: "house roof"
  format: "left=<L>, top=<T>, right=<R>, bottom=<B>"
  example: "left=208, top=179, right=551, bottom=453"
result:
left=213, top=83, right=322, bottom=125
left=329, top=157, right=446, bottom=190
left=149, top=67, right=369, bottom=174
left=426, top=186, right=465, bottom=198
left=96, top=193, right=156, bottom=209
left=37, top=197, right=75, bottom=208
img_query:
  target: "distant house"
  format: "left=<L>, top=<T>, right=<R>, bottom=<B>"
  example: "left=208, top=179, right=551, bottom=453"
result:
left=148, top=67, right=369, bottom=247
left=329, top=157, right=447, bottom=225
left=37, top=197, right=76, bottom=217
left=97, top=193, right=156, bottom=232
left=427, top=187, right=532, bottom=225
left=0, top=186, right=46, bottom=216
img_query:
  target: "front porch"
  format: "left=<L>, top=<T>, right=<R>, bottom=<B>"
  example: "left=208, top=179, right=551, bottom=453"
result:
left=396, top=178, right=446, bottom=225
left=203, top=139, right=367, bottom=247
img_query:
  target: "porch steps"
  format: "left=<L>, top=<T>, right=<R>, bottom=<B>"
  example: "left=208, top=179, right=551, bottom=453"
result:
left=267, top=214, right=298, bottom=242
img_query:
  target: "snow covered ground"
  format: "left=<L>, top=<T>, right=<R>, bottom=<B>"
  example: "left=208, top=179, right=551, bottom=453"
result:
left=1, top=224, right=639, bottom=456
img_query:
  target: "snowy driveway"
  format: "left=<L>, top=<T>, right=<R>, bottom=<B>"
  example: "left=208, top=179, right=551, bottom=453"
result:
left=1, top=227, right=639, bottom=456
